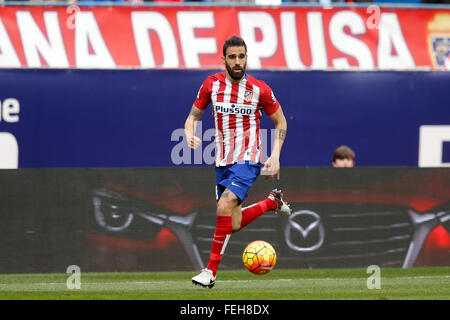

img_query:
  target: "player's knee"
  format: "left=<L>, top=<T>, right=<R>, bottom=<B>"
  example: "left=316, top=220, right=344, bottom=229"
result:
left=217, top=199, right=234, bottom=217
left=231, top=221, right=241, bottom=233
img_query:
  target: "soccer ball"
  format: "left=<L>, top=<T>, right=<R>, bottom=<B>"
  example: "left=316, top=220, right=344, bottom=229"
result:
left=242, top=240, right=277, bottom=275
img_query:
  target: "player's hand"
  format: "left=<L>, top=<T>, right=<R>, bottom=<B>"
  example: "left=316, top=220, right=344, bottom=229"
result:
left=262, top=156, right=280, bottom=182
left=187, top=135, right=201, bottom=150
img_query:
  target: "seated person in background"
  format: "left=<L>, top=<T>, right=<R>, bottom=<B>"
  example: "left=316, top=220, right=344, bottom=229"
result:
left=332, top=145, right=355, bottom=168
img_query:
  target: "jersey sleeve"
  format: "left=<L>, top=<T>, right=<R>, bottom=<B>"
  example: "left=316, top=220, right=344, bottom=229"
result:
left=259, top=82, right=280, bottom=116
left=193, top=77, right=212, bottom=110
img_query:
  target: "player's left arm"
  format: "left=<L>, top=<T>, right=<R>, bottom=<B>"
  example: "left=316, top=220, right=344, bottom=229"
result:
left=263, top=106, right=287, bottom=181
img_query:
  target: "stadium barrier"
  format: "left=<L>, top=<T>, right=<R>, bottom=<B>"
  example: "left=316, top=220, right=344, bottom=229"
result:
left=0, top=167, right=448, bottom=273
left=1, top=69, right=450, bottom=168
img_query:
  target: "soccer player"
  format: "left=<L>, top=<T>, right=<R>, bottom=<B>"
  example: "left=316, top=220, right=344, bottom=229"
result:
left=185, top=36, right=292, bottom=288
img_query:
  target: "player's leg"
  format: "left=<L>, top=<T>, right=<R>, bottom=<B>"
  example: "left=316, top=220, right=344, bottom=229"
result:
left=200, top=188, right=290, bottom=282
left=205, top=188, right=239, bottom=273
left=192, top=188, right=239, bottom=288
left=192, top=162, right=291, bottom=288
left=231, top=204, right=243, bottom=233
left=238, top=189, right=292, bottom=231
left=214, top=162, right=292, bottom=232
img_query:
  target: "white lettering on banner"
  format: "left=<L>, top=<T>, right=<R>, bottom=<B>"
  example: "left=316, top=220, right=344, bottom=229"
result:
left=177, top=12, right=217, bottom=68
left=281, top=12, right=328, bottom=70
left=75, top=12, right=115, bottom=68
left=0, top=18, right=21, bottom=67
left=0, top=98, right=20, bottom=123
left=377, top=13, right=415, bottom=69
left=419, top=125, right=450, bottom=167
left=329, top=11, right=374, bottom=69
left=16, top=11, right=69, bottom=68
left=281, top=12, right=304, bottom=69
left=0, top=8, right=417, bottom=70
left=0, top=98, right=20, bottom=169
left=238, top=12, right=278, bottom=69
left=307, top=12, right=328, bottom=69
left=131, top=12, right=179, bottom=68
left=0, top=132, right=18, bottom=169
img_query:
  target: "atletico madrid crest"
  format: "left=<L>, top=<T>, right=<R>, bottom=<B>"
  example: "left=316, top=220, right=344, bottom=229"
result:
left=244, top=90, right=253, bottom=103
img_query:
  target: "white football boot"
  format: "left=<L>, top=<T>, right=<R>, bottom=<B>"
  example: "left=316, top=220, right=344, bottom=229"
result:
left=268, top=189, right=292, bottom=216
left=192, top=268, right=216, bottom=288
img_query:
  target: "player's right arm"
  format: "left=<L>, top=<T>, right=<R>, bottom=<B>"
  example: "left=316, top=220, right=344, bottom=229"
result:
left=184, top=104, right=204, bottom=150
left=184, top=78, right=212, bottom=150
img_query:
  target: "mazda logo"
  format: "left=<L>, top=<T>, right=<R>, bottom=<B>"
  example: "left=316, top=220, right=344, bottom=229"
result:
left=285, top=210, right=325, bottom=252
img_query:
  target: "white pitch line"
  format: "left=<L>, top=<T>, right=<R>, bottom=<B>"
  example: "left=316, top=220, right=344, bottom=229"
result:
left=219, top=275, right=450, bottom=283
left=7, top=274, right=446, bottom=287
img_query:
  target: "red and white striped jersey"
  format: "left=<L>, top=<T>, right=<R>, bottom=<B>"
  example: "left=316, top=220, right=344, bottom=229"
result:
left=194, top=72, right=280, bottom=167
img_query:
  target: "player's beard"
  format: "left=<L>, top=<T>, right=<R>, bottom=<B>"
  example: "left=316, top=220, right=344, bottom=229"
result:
left=226, top=61, right=246, bottom=81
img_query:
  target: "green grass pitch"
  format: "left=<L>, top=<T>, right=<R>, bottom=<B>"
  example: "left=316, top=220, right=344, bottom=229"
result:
left=0, top=267, right=448, bottom=300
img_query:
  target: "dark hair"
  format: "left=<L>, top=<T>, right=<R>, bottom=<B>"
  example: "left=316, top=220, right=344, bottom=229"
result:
left=333, top=145, right=355, bottom=162
left=223, top=36, right=247, bottom=56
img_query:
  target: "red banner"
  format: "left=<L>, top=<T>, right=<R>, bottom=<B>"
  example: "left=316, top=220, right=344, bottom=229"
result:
left=0, top=5, right=449, bottom=70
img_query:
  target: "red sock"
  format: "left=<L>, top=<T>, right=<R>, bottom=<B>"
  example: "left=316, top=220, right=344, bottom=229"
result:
left=239, top=198, right=277, bottom=230
left=206, top=216, right=232, bottom=276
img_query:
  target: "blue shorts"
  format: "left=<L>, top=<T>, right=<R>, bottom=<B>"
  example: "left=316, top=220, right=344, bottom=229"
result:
left=215, top=161, right=262, bottom=205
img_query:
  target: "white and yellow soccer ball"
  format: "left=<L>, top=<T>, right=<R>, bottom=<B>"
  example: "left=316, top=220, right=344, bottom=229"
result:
left=242, top=240, right=277, bottom=275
